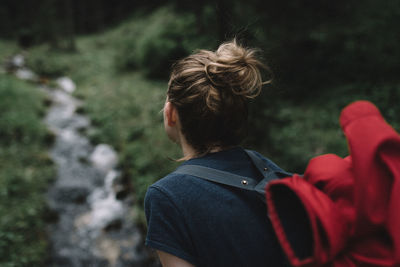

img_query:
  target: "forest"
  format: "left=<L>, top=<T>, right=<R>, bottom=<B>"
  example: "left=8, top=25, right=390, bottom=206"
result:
left=0, top=0, right=399, bottom=265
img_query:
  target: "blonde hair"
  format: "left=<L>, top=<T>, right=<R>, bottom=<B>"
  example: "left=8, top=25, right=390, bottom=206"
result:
left=167, top=39, right=271, bottom=155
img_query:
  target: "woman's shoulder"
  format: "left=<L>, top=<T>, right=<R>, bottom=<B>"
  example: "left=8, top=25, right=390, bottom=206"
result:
left=144, top=173, right=192, bottom=216
left=150, top=171, right=200, bottom=190
left=145, top=171, right=208, bottom=204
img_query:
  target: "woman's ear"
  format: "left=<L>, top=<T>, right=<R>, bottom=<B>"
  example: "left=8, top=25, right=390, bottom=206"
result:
left=164, top=101, right=178, bottom=127
left=164, top=101, right=181, bottom=144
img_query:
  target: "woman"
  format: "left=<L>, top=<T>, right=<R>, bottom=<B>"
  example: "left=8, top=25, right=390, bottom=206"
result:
left=144, top=40, right=293, bottom=267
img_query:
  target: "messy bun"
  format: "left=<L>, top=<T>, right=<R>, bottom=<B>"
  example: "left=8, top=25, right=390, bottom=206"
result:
left=205, top=40, right=267, bottom=99
left=167, top=39, right=271, bottom=155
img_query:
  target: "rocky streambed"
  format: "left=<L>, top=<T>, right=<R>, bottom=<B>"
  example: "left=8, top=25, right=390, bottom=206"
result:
left=6, top=55, right=158, bottom=267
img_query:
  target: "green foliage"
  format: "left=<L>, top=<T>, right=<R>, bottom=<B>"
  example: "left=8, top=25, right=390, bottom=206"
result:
left=0, top=74, right=55, bottom=266
left=252, top=101, right=348, bottom=173
left=0, top=76, right=46, bottom=144
left=247, top=83, right=400, bottom=173
left=25, top=46, right=69, bottom=77
left=115, top=6, right=199, bottom=79
left=222, top=0, right=400, bottom=102
left=0, top=40, right=18, bottom=62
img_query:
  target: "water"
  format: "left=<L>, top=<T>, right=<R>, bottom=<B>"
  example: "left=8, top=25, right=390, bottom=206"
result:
left=8, top=55, right=158, bottom=267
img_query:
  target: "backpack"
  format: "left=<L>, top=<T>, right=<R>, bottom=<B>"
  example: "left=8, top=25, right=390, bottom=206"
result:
left=265, top=101, right=400, bottom=266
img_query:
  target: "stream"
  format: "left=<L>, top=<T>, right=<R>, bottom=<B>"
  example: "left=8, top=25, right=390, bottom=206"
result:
left=7, top=54, right=159, bottom=267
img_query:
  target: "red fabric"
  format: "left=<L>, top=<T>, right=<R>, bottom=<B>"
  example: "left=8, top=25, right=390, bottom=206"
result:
left=265, top=101, right=400, bottom=267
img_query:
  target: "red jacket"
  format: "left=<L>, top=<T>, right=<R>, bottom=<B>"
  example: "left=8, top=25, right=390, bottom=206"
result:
left=266, top=101, right=400, bottom=266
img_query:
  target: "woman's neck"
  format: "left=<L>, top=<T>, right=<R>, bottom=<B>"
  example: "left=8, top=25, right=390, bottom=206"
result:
left=181, top=144, right=198, bottom=160
left=180, top=138, right=226, bottom=160
left=179, top=135, right=198, bottom=160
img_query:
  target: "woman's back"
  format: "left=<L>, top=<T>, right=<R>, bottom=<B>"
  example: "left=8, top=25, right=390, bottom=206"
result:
left=145, top=147, right=290, bottom=267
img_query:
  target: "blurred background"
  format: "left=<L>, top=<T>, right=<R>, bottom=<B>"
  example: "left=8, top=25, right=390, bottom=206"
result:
left=0, top=0, right=399, bottom=266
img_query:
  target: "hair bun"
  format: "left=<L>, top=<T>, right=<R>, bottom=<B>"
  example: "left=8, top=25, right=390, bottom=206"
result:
left=205, top=39, right=270, bottom=98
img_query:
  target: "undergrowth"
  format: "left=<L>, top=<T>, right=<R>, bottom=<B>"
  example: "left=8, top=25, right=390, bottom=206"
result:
left=0, top=73, right=55, bottom=266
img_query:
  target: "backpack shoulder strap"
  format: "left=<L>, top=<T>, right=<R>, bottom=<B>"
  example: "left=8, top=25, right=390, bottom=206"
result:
left=245, top=150, right=292, bottom=179
left=244, top=150, right=292, bottom=193
left=174, top=150, right=291, bottom=195
left=175, top=164, right=264, bottom=193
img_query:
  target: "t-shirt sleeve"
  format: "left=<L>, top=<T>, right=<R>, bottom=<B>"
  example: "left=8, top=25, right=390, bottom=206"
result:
left=144, top=185, right=196, bottom=265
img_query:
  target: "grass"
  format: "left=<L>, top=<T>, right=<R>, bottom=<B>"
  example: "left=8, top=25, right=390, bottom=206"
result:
left=0, top=71, right=55, bottom=266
